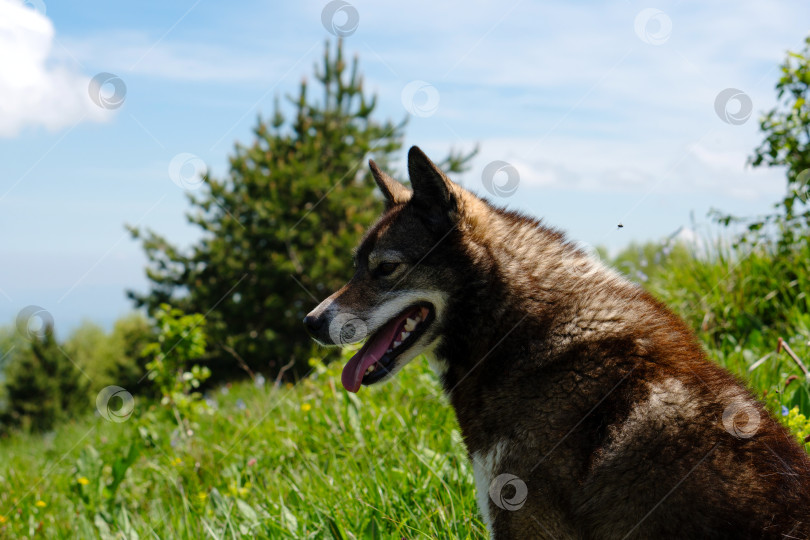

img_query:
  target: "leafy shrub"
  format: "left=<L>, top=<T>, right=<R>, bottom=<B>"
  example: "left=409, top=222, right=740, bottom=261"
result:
left=63, top=318, right=151, bottom=401
left=142, top=305, right=211, bottom=438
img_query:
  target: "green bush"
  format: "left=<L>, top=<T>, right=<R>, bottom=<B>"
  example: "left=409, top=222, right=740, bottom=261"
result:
left=142, top=305, right=211, bottom=438
left=650, top=236, right=810, bottom=348
left=0, top=312, right=152, bottom=434
left=2, top=329, right=86, bottom=432
left=64, top=314, right=154, bottom=398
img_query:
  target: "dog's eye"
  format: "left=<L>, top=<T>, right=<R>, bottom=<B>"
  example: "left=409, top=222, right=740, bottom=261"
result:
left=376, top=262, right=400, bottom=276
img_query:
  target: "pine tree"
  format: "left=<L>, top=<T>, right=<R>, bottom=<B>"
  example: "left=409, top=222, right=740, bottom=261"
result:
left=3, top=328, right=85, bottom=432
left=129, top=40, right=473, bottom=380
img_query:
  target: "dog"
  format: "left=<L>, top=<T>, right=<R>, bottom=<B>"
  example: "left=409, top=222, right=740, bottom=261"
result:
left=304, top=146, right=810, bottom=539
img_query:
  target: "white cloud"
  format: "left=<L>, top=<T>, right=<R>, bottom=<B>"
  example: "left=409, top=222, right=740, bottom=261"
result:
left=364, top=0, right=807, bottom=202
left=0, top=0, right=109, bottom=137
left=687, top=143, right=748, bottom=173
left=58, top=29, right=324, bottom=84
left=441, top=133, right=786, bottom=203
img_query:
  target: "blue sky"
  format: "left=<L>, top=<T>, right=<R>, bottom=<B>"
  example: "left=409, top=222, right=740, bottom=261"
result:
left=1, top=0, right=808, bottom=334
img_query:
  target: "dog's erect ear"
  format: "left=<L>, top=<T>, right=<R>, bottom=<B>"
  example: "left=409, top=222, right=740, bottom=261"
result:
left=369, top=159, right=411, bottom=208
left=407, top=146, right=458, bottom=229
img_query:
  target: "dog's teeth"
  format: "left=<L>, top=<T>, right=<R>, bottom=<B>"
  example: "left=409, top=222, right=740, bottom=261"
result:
left=366, top=364, right=375, bottom=374
left=393, top=341, right=402, bottom=348
left=400, top=331, right=411, bottom=341
left=386, top=348, right=393, bottom=353
left=404, top=318, right=417, bottom=331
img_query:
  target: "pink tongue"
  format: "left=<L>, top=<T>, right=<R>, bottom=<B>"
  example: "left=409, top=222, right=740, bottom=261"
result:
left=341, top=312, right=410, bottom=393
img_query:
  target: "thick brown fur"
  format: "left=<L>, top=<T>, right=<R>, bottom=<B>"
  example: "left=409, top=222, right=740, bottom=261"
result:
left=305, top=147, right=810, bottom=539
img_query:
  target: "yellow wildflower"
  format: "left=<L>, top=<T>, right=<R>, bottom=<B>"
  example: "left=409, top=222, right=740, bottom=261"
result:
left=77, top=477, right=90, bottom=486
left=301, top=403, right=312, bottom=412
left=34, top=500, right=46, bottom=508
left=0, top=515, right=6, bottom=523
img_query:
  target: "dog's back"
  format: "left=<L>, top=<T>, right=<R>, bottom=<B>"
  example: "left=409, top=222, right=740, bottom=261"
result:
left=444, top=203, right=810, bottom=538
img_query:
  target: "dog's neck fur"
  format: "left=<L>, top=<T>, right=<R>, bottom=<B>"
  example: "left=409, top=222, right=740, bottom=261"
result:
left=432, top=190, right=656, bottom=453
left=456, top=191, right=641, bottom=338
left=470, top=191, right=632, bottom=298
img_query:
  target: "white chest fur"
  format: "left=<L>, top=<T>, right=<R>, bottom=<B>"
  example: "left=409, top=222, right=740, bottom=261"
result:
left=471, top=441, right=508, bottom=537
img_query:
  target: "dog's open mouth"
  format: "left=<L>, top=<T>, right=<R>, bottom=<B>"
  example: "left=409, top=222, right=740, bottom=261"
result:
left=341, top=303, right=434, bottom=393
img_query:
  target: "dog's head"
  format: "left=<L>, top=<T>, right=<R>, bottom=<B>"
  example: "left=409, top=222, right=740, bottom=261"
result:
left=304, top=146, right=466, bottom=392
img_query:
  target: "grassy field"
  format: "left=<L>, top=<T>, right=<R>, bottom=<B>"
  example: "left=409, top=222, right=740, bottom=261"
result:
left=2, top=238, right=810, bottom=538
left=0, top=355, right=485, bottom=539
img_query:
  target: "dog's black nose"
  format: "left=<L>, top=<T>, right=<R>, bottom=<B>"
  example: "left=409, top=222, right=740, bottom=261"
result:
left=303, top=314, right=324, bottom=335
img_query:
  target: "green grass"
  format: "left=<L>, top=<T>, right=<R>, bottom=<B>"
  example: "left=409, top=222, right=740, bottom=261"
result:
left=3, top=237, right=810, bottom=538
left=0, top=356, right=485, bottom=538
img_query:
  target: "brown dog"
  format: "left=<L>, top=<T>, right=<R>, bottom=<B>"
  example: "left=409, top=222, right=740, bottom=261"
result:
left=305, top=147, right=810, bottom=539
